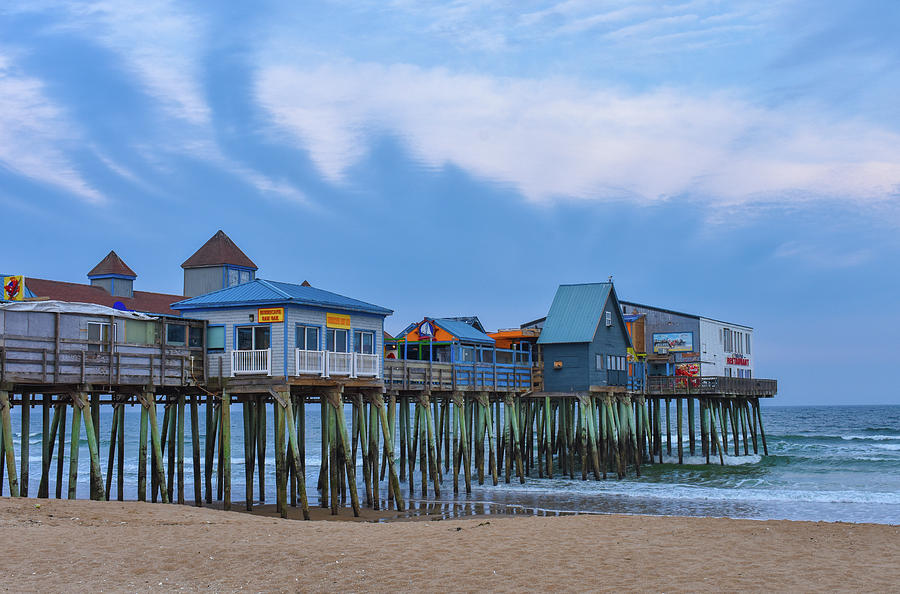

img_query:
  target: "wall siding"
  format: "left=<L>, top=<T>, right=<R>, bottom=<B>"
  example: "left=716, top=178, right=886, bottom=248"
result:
left=183, top=266, right=225, bottom=298
left=182, top=304, right=385, bottom=378
left=542, top=343, right=589, bottom=391
left=587, top=299, right=630, bottom=388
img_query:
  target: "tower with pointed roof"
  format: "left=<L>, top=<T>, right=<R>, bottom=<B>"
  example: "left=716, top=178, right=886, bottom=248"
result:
left=181, top=230, right=258, bottom=297
left=87, top=250, right=137, bottom=297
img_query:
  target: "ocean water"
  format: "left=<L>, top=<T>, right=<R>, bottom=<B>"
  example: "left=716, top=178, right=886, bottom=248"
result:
left=3, top=404, right=899, bottom=525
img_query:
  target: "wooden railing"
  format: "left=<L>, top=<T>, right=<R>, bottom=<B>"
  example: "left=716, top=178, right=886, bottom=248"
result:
left=231, top=349, right=271, bottom=376
left=354, top=353, right=379, bottom=377
left=0, top=342, right=204, bottom=387
left=295, top=349, right=325, bottom=376
left=383, top=360, right=532, bottom=392
left=647, top=375, right=777, bottom=396
left=327, top=352, right=353, bottom=377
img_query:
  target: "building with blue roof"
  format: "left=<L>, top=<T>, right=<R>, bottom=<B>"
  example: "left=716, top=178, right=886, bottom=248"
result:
left=537, top=283, right=632, bottom=392
left=172, top=278, right=392, bottom=380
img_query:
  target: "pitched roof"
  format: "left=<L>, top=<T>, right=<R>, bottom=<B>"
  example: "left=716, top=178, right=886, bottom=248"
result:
left=442, top=316, right=486, bottom=333
left=25, top=277, right=183, bottom=316
left=433, top=318, right=494, bottom=344
left=181, top=230, right=257, bottom=270
left=87, top=251, right=136, bottom=278
left=171, top=279, right=392, bottom=316
left=537, top=283, right=616, bottom=344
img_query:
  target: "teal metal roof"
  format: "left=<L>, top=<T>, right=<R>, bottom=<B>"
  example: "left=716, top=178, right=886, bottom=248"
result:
left=171, top=279, right=392, bottom=316
left=537, top=283, right=612, bottom=344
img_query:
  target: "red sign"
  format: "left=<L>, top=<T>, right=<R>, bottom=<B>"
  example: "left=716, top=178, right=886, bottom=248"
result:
left=727, top=357, right=749, bottom=366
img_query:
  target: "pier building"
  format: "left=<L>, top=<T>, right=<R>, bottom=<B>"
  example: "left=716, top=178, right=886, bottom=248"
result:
left=0, top=232, right=778, bottom=518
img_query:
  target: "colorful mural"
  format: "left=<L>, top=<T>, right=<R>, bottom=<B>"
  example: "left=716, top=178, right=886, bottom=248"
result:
left=652, top=331, right=693, bottom=353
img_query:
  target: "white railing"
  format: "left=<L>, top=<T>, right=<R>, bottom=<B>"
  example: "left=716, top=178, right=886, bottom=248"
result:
left=327, top=351, right=354, bottom=377
left=295, top=349, right=326, bottom=376
left=354, top=353, right=379, bottom=377
left=231, top=348, right=271, bottom=376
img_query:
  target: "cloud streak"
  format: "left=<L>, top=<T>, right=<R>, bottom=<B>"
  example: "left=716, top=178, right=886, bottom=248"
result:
left=0, top=52, right=104, bottom=203
left=255, top=60, right=900, bottom=207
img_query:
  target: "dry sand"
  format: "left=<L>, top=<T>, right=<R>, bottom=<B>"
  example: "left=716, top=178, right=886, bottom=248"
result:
left=1, top=497, right=897, bottom=592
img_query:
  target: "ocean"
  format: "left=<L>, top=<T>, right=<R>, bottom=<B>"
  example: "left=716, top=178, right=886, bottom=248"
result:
left=5, top=404, right=899, bottom=525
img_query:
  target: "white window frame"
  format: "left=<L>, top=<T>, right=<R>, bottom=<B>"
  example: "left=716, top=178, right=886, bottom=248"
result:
left=296, top=324, right=321, bottom=351
left=87, top=321, right=114, bottom=353
left=236, top=325, right=270, bottom=350
left=327, top=328, right=349, bottom=353
left=353, top=330, right=375, bottom=355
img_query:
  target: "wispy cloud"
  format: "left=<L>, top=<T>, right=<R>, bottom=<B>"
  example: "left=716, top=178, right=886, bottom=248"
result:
left=0, top=52, right=104, bottom=204
left=774, top=240, right=873, bottom=268
left=48, top=0, right=211, bottom=125
left=255, top=60, right=900, bottom=208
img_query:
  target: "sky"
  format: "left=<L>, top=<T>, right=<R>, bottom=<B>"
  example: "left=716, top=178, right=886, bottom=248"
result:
left=2, top=1, right=899, bottom=405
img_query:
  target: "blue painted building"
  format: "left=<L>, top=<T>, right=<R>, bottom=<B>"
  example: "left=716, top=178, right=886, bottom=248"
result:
left=172, top=279, right=392, bottom=380
left=537, top=283, right=632, bottom=392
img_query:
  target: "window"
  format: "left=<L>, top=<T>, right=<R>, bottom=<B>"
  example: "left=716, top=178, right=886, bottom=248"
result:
left=723, top=328, right=733, bottom=352
left=237, top=325, right=270, bottom=350
left=227, top=268, right=252, bottom=288
left=596, top=354, right=603, bottom=370
left=326, top=328, right=348, bottom=352
left=459, top=346, right=475, bottom=362
left=353, top=330, right=375, bottom=355
left=125, top=320, right=155, bottom=345
left=166, top=324, right=186, bottom=346
left=188, top=327, right=203, bottom=348
left=604, top=354, right=625, bottom=371
left=296, top=325, right=320, bottom=351
left=207, top=325, right=225, bottom=352
left=746, top=333, right=751, bottom=354
left=725, top=367, right=733, bottom=377
left=87, top=322, right=113, bottom=352
left=605, top=311, right=612, bottom=326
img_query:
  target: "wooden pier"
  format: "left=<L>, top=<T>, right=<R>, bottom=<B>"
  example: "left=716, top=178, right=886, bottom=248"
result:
left=0, top=304, right=774, bottom=517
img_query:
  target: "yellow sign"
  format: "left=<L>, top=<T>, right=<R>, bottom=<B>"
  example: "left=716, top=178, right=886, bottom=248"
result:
left=3, top=275, right=25, bottom=301
left=326, top=312, right=351, bottom=329
left=257, top=307, right=284, bottom=323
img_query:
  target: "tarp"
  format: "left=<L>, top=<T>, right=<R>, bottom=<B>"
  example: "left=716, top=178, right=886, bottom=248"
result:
left=0, top=300, right=157, bottom=320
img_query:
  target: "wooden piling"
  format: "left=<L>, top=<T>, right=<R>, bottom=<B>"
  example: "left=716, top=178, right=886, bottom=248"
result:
left=190, top=394, right=202, bottom=506
left=138, top=399, right=148, bottom=501
left=676, top=397, right=684, bottom=464
left=76, top=393, right=105, bottom=501
left=142, top=393, right=170, bottom=504
left=67, top=397, right=81, bottom=500
left=0, top=391, right=19, bottom=497
left=105, top=402, right=120, bottom=500
left=39, top=402, right=61, bottom=499
left=55, top=403, right=67, bottom=499
left=20, top=393, right=30, bottom=496
left=282, top=392, right=310, bottom=520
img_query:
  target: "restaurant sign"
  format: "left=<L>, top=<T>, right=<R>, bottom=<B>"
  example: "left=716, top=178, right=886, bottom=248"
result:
left=257, top=307, right=284, bottom=323
left=326, top=313, right=351, bottom=330
left=727, top=356, right=749, bottom=366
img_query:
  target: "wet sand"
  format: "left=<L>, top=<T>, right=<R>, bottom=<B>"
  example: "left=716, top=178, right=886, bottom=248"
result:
left=1, top=497, right=897, bottom=592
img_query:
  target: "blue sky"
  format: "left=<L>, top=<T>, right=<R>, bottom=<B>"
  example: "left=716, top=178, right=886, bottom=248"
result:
left=2, top=1, right=899, bottom=405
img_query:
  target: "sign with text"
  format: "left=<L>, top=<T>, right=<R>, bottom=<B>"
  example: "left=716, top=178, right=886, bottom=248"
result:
left=652, top=331, right=693, bottom=353
left=257, top=307, right=284, bottom=323
left=3, top=275, right=24, bottom=301
left=326, top=312, right=351, bottom=329
left=727, top=356, right=749, bottom=366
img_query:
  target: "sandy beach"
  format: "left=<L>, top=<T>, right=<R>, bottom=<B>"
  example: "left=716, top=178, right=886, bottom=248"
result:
left=1, top=498, right=897, bottom=592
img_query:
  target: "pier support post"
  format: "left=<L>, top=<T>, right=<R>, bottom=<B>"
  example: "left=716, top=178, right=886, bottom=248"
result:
left=0, top=390, right=19, bottom=497
left=676, top=398, right=684, bottom=464
left=221, top=391, right=232, bottom=510
left=281, top=391, right=310, bottom=519
left=74, top=392, right=104, bottom=501
left=373, top=391, right=404, bottom=511
left=419, top=392, right=441, bottom=497
left=39, top=400, right=61, bottom=499
left=140, top=392, right=169, bottom=504
left=452, top=392, right=471, bottom=494
left=20, top=393, right=30, bottom=497
left=67, top=397, right=81, bottom=499
left=190, top=394, right=202, bottom=506
left=328, top=388, right=360, bottom=517
left=243, top=398, right=255, bottom=511
left=138, top=398, right=149, bottom=501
